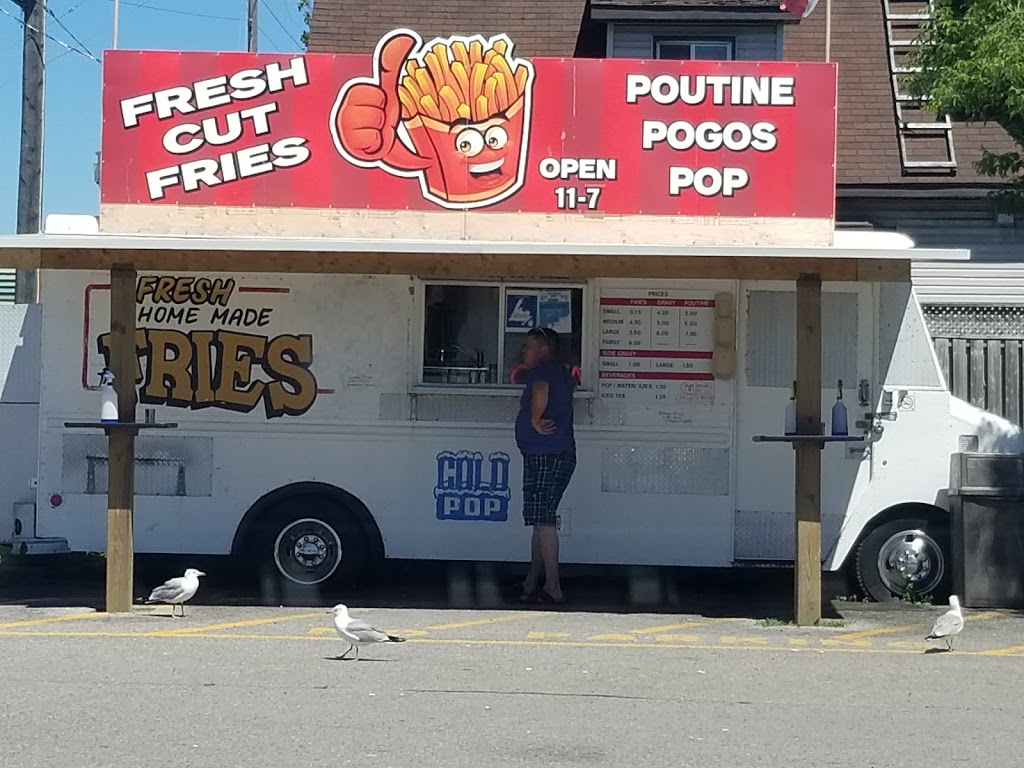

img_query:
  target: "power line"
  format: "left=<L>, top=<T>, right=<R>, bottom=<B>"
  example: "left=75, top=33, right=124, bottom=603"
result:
left=0, top=4, right=99, bottom=62
left=0, top=47, right=73, bottom=93
left=4, top=0, right=98, bottom=85
left=61, top=0, right=96, bottom=19
left=261, top=0, right=300, bottom=48
left=104, top=0, right=241, bottom=22
left=46, top=6, right=96, bottom=60
left=259, top=24, right=286, bottom=53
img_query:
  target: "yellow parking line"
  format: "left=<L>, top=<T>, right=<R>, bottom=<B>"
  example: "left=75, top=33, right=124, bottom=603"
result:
left=721, top=636, right=770, bottom=646
left=427, top=613, right=535, bottom=631
left=965, top=611, right=1004, bottom=622
left=831, top=610, right=1003, bottom=642
left=401, top=637, right=981, bottom=656
left=3, top=628, right=1023, bottom=657
left=151, top=612, right=325, bottom=636
left=886, top=641, right=937, bottom=650
left=830, top=624, right=919, bottom=641
left=977, top=644, right=1024, bottom=657
left=0, top=630, right=143, bottom=637
left=821, top=638, right=872, bottom=648
left=0, top=612, right=97, bottom=629
left=631, top=621, right=710, bottom=634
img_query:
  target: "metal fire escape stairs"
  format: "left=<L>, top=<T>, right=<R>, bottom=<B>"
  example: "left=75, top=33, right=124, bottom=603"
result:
left=882, top=0, right=957, bottom=174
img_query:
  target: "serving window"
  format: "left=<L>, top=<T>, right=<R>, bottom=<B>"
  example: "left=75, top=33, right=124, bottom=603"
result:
left=421, top=282, right=585, bottom=387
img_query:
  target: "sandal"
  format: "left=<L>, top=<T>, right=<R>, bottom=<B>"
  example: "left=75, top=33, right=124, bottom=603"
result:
left=530, top=589, right=566, bottom=606
left=516, top=583, right=538, bottom=603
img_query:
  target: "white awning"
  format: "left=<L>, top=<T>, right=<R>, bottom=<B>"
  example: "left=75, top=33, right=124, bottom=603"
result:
left=0, top=232, right=970, bottom=262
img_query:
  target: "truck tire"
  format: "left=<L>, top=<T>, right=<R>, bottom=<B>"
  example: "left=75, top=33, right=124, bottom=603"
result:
left=252, top=493, right=370, bottom=589
left=854, top=517, right=951, bottom=603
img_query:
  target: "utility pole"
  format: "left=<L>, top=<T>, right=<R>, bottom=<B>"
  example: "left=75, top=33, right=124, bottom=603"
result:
left=15, top=0, right=45, bottom=304
left=247, top=0, right=258, bottom=52
left=94, top=0, right=118, bottom=190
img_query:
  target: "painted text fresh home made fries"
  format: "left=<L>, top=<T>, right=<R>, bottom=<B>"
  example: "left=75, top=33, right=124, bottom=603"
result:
left=398, top=39, right=530, bottom=124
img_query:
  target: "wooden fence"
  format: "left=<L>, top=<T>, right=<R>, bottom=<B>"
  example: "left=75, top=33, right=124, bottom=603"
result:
left=933, top=337, right=1024, bottom=427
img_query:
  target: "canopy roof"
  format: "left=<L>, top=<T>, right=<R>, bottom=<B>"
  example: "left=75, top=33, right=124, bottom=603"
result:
left=0, top=229, right=968, bottom=281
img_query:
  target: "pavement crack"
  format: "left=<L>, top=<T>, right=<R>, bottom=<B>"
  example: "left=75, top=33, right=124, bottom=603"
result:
left=404, top=688, right=661, bottom=701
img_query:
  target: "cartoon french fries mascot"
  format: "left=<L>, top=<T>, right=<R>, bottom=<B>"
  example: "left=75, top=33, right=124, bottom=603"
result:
left=331, top=28, right=536, bottom=209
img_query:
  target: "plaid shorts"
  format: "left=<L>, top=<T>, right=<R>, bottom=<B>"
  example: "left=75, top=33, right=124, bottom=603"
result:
left=521, top=449, right=577, bottom=527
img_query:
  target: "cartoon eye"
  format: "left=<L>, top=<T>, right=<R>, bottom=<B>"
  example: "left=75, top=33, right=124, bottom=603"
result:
left=485, top=126, right=509, bottom=149
left=455, top=129, right=484, bottom=157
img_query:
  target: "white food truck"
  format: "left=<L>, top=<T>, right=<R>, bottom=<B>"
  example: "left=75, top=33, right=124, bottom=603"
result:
left=3, top=222, right=1021, bottom=603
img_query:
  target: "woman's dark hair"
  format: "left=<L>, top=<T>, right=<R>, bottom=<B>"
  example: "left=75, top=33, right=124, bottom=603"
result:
left=527, top=327, right=561, bottom=357
left=527, top=326, right=577, bottom=390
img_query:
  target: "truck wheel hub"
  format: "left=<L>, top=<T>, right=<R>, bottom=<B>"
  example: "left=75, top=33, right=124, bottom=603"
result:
left=294, top=535, right=327, bottom=567
left=877, top=530, right=944, bottom=595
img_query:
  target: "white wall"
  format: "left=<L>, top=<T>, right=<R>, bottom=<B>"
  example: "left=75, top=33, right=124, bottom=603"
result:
left=0, top=304, right=41, bottom=543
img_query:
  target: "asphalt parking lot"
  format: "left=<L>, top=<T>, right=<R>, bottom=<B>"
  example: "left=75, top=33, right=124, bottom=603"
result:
left=3, top=562, right=1024, bottom=768
left=2, top=599, right=1023, bottom=654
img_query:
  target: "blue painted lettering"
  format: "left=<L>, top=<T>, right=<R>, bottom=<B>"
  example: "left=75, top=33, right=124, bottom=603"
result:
left=434, top=450, right=511, bottom=522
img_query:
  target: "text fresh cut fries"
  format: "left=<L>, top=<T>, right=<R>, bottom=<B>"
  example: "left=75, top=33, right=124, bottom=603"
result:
left=397, top=37, right=529, bottom=123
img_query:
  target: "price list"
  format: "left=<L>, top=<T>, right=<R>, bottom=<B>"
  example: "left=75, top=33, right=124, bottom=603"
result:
left=599, top=289, right=716, bottom=405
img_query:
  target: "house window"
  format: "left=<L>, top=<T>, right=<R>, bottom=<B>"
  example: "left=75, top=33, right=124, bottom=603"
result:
left=656, top=39, right=734, bottom=61
left=421, top=283, right=585, bottom=387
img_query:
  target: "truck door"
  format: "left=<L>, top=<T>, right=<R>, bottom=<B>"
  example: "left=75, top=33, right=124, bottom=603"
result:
left=732, top=280, right=874, bottom=563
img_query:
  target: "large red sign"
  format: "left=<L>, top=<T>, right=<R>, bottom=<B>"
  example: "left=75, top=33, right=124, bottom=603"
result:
left=100, top=29, right=838, bottom=219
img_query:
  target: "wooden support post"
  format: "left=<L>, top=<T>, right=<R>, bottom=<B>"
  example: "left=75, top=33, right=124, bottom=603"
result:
left=106, top=265, right=137, bottom=613
left=794, top=274, right=822, bottom=626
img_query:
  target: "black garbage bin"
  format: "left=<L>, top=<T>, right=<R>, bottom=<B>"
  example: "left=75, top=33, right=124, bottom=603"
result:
left=948, top=452, right=1024, bottom=609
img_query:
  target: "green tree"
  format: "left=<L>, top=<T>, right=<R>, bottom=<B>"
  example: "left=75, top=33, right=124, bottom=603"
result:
left=907, top=0, right=1024, bottom=208
left=298, top=0, right=312, bottom=50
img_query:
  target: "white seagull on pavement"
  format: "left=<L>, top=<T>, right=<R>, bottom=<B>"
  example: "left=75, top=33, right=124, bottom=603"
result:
left=925, top=594, right=964, bottom=651
left=327, top=603, right=406, bottom=660
left=144, top=568, right=205, bottom=618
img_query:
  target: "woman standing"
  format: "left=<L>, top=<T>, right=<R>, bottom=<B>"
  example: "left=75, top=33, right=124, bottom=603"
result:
left=514, top=327, right=577, bottom=605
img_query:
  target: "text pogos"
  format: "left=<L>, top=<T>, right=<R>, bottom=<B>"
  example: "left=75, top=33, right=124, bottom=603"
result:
left=628, top=73, right=795, bottom=200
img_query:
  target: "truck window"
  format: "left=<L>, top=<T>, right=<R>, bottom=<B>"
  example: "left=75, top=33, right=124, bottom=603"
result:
left=422, top=283, right=585, bottom=386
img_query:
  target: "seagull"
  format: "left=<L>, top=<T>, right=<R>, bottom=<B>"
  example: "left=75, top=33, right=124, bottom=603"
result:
left=327, top=603, right=406, bottom=660
left=143, top=568, right=206, bottom=618
left=925, top=594, right=964, bottom=651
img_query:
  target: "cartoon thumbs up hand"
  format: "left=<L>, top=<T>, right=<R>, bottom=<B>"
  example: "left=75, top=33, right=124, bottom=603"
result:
left=334, top=32, right=431, bottom=172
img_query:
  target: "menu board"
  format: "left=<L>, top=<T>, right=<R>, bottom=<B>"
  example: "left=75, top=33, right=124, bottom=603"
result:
left=599, top=289, right=716, bottom=405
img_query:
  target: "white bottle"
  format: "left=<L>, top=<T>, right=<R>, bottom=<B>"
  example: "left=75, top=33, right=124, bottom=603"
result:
left=831, top=378, right=848, bottom=436
left=99, top=369, right=118, bottom=422
left=784, top=380, right=797, bottom=436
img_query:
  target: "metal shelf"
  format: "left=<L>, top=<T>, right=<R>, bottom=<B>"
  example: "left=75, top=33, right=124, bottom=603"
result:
left=64, top=421, right=179, bottom=435
left=752, top=435, right=867, bottom=444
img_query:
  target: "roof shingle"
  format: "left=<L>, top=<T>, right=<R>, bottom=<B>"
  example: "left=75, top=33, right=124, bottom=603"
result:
left=783, top=0, right=1015, bottom=188
left=309, top=0, right=590, bottom=57
left=592, top=0, right=781, bottom=7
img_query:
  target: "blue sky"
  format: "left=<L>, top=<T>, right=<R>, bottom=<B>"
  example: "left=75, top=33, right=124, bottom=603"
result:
left=0, top=0, right=307, bottom=234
